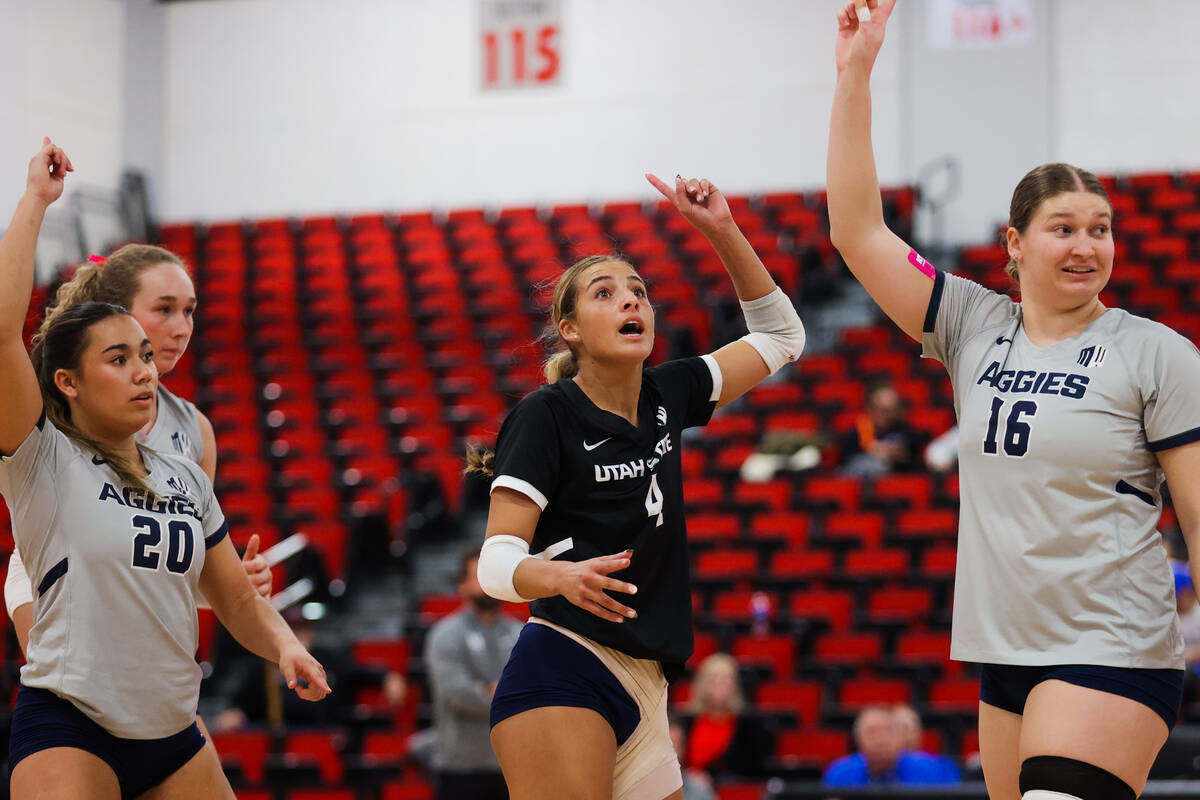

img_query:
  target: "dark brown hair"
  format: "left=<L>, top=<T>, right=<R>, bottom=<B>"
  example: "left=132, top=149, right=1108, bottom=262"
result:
left=1005, top=163, right=1111, bottom=283
left=30, top=302, right=151, bottom=490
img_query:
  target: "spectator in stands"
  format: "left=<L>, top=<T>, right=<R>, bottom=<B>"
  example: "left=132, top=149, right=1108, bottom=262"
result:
left=668, top=715, right=717, bottom=800
left=838, top=381, right=921, bottom=477
left=891, top=704, right=962, bottom=782
left=686, top=653, right=774, bottom=779
left=424, top=549, right=522, bottom=800
left=212, top=607, right=405, bottom=730
left=823, top=705, right=958, bottom=786
left=1173, top=562, right=1200, bottom=706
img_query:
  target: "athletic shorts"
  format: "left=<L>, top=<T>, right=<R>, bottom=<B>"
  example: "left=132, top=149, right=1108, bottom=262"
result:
left=491, top=618, right=682, bottom=800
left=9, top=684, right=205, bottom=799
left=979, top=663, right=1185, bottom=730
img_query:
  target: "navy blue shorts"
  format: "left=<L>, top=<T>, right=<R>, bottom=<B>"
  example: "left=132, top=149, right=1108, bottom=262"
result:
left=979, top=663, right=1185, bottom=730
left=8, top=684, right=206, bottom=799
left=490, top=622, right=641, bottom=746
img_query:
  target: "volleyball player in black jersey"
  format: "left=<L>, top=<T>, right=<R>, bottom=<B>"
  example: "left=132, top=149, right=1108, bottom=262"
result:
left=467, top=175, right=806, bottom=800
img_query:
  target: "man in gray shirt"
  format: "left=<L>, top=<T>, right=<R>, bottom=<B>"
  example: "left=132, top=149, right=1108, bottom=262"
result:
left=424, top=548, right=522, bottom=800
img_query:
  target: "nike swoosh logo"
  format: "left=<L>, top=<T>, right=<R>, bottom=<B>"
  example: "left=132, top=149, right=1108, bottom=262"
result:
left=583, top=438, right=611, bottom=452
left=92, top=456, right=107, bottom=465
left=995, top=337, right=1013, bottom=345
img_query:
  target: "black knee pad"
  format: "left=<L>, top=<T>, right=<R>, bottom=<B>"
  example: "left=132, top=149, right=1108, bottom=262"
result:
left=1019, top=755, right=1135, bottom=800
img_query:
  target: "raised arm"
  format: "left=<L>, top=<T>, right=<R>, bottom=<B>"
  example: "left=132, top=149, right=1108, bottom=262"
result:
left=0, top=139, right=72, bottom=454
left=827, top=0, right=932, bottom=342
left=646, top=173, right=805, bottom=408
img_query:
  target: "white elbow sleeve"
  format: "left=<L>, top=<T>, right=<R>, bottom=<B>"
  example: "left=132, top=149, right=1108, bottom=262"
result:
left=739, top=287, right=806, bottom=374
left=477, top=535, right=533, bottom=603
left=5, top=549, right=33, bottom=619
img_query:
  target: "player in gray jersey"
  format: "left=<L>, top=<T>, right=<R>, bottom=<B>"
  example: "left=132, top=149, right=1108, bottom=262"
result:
left=828, top=4, right=1200, bottom=799
left=0, top=140, right=330, bottom=800
left=5, top=242, right=274, bottom=654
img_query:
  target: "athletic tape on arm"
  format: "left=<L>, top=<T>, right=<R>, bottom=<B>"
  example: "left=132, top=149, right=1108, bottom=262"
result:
left=739, top=286, right=806, bottom=374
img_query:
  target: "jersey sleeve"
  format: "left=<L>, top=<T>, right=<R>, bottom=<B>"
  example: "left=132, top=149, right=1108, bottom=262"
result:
left=0, top=417, right=71, bottom=561
left=1140, top=328, right=1200, bottom=452
left=180, top=457, right=228, bottom=549
left=490, top=392, right=561, bottom=510
left=646, top=356, right=720, bottom=430
left=921, top=272, right=1016, bottom=370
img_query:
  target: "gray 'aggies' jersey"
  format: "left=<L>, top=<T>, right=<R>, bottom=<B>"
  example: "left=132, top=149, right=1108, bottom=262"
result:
left=0, top=416, right=227, bottom=738
left=5, top=384, right=206, bottom=612
left=137, top=384, right=204, bottom=463
left=923, top=272, right=1200, bottom=669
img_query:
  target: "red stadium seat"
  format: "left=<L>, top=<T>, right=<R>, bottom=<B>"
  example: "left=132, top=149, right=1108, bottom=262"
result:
left=211, top=730, right=271, bottom=784
left=814, top=632, right=883, bottom=666
left=750, top=512, right=810, bottom=546
left=776, top=729, right=850, bottom=767
left=929, top=677, right=980, bottom=713
left=895, top=631, right=952, bottom=667
left=769, top=549, right=834, bottom=581
left=755, top=679, right=824, bottom=725
left=839, top=677, right=911, bottom=709
left=789, top=589, right=854, bottom=630
left=695, top=549, right=759, bottom=581
left=382, top=782, right=434, bottom=800
left=866, top=586, right=933, bottom=621
left=844, top=548, right=910, bottom=579
left=732, top=634, right=796, bottom=678
left=354, top=639, right=410, bottom=672
left=804, top=476, right=862, bottom=510
left=284, top=731, right=346, bottom=784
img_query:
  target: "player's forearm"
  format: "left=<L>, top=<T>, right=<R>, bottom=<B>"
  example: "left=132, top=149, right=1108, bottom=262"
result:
left=704, top=222, right=778, bottom=302
left=0, top=194, right=48, bottom=340
left=511, top=556, right=567, bottom=600
left=827, top=67, right=887, bottom=255
left=215, top=592, right=301, bottom=664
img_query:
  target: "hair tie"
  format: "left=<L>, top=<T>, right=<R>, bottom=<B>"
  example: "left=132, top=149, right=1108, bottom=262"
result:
left=87, top=254, right=107, bottom=264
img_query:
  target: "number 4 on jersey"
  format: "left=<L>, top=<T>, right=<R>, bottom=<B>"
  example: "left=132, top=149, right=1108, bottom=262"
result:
left=645, top=474, right=664, bottom=527
left=983, top=397, right=1038, bottom=457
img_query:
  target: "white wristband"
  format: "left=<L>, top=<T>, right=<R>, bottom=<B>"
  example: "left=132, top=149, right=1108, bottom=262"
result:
left=477, top=535, right=534, bottom=603
left=739, top=286, right=806, bottom=374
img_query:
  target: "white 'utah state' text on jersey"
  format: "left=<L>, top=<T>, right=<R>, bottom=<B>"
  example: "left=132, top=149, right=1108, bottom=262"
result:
left=490, top=356, right=720, bottom=676
left=923, top=272, right=1200, bottom=668
left=0, top=416, right=228, bottom=738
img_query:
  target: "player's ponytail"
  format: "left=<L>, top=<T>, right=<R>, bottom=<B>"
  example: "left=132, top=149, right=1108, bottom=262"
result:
left=1006, top=163, right=1111, bottom=285
left=34, top=244, right=187, bottom=348
left=32, top=302, right=152, bottom=491
left=464, top=442, right=496, bottom=476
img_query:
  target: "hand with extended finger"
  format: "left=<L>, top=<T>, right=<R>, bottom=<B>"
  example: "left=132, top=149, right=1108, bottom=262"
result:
left=241, top=534, right=273, bottom=599
left=555, top=550, right=639, bottom=623
left=835, top=0, right=897, bottom=75
left=280, top=643, right=332, bottom=701
left=26, top=137, right=74, bottom=206
left=646, top=173, right=734, bottom=238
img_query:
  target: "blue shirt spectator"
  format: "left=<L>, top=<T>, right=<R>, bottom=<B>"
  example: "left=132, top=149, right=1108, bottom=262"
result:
left=822, top=705, right=961, bottom=787
left=823, top=750, right=958, bottom=786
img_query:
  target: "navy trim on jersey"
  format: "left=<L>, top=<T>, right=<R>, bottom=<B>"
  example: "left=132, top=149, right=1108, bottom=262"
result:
left=1116, top=480, right=1155, bottom=507
left=37, top=558, right=68, bottom=597
left=204, top=522, right=229, bottom=549
left=923, top=270, right=946, bottom=334
left=1147, top=425, right=1200, bottom=453
left=35, top=412, right=46, bottom=431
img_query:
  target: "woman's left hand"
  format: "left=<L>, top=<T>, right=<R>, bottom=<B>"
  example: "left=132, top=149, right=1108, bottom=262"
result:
left=647, top=173, right=734, bottom=237
left=279, top=644, right=332, bottom=701
left=240, top=534, right=273, bottom=599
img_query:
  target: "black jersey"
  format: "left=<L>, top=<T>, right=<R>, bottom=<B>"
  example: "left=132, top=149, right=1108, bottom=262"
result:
left=491, top=356, right=719, bottom=676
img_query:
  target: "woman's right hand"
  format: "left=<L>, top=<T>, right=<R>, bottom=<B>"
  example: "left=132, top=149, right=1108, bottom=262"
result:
left=835, top=0, right=897, bottom=76
left=555, top=550, right=639, bottom=623
left=26, top=137, right=73, bottom=206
